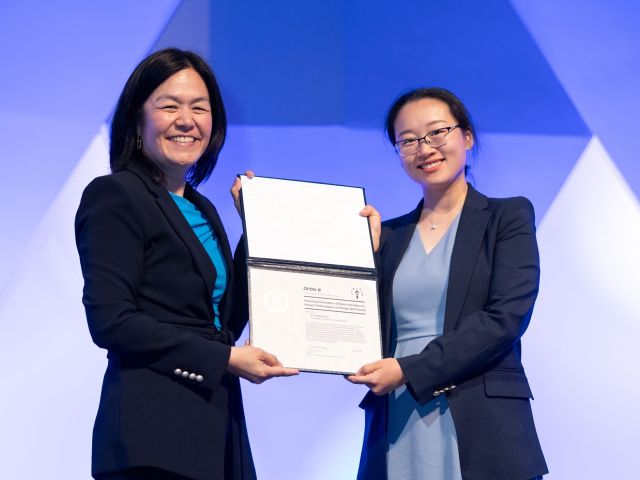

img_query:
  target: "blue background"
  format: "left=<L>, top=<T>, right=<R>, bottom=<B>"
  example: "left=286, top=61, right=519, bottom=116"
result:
left=0, top=1, right=638, bottom=478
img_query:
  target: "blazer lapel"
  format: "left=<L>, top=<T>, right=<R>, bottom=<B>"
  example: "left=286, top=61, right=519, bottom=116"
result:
left=185, top=185, right=236, bottom=326
left=381, top=201, right=422, bottom=355
left=126, top=163, right=217, bottom=300
left=444, top=185, right=490, bottom=332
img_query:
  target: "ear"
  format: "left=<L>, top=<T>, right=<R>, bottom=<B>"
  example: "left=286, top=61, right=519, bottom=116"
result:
left=464, top=129, right=474, bottom=151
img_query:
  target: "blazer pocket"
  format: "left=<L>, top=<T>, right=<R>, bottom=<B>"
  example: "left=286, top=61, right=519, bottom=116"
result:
left=484, top=369, right=533, bottom=399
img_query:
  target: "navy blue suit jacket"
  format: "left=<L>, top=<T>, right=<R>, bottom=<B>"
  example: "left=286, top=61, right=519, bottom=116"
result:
left=358, top=185, right=548, bottom=480
left=75, top=162, right=255, bottom=480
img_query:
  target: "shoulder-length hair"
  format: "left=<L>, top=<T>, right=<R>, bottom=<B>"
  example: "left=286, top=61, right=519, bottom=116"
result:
left=110, top=48, right=227, bottom=187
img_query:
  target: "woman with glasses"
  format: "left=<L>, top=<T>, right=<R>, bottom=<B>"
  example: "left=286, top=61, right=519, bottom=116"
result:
left=348, top=87, right=547, bottom=479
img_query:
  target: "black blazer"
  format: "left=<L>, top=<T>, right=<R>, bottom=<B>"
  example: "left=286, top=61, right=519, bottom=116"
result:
left=75, top=162, right=255, bottom=480
left=358, top=185, right=548, bottom=480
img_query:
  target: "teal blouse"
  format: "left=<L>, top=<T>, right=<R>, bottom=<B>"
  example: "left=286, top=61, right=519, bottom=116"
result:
left=169, top=192, right=227, bottom=330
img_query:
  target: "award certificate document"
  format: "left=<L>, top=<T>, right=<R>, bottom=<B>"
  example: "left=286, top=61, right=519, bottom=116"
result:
left=240, top=175, right=382, bottom=374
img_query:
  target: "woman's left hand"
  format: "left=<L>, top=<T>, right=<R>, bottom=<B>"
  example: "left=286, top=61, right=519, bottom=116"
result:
left=346, top=358, right=407, bottom=395
left=230, top=170, right=255, bottom=214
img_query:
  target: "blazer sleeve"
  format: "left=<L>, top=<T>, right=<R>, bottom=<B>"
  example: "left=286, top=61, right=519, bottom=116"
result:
left=228, top=237, right=249, bottom=341
left=397, top=197, right=540, bottom=404
left=75, top=176, right=231, bottom=392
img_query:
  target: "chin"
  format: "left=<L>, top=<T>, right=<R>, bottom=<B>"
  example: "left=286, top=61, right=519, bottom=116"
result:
left=170, top=156, right=200, bottom=167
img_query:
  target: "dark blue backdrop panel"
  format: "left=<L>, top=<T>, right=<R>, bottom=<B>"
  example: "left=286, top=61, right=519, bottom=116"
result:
left=209, top=0, right=589, bottom=138
left=210, top=0, right=345, bottom=125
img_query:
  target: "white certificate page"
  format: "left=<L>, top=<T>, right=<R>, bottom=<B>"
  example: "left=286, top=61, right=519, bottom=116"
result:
left=240, top=175, right=375, bottom=269
left=249, top=267, right=382, bottom=374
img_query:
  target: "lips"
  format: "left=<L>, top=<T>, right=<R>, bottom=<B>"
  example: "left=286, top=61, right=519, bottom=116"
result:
left=417, top=159, right=444, bottom=171
left=167, top=135, right=199, bottom=144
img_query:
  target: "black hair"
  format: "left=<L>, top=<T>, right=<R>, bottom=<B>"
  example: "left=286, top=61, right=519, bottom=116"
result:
left=109, top=48, right=226, bottom=187
left=385, top=87, right=479, bottom=161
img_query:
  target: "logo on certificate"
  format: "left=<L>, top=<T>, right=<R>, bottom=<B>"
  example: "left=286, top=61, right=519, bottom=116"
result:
left=351, top=287, right=364, bottom=300
left=263, top=289, right=289, bottom=314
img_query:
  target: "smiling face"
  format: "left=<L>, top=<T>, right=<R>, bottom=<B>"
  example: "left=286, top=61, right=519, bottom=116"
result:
left=394, top=97, right=473, bottom=191
left=140, top=68, right=212, bottom=181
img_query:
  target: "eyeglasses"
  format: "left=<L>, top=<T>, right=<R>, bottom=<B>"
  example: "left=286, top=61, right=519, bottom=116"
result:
left=394, top=125, right=460, bottom=156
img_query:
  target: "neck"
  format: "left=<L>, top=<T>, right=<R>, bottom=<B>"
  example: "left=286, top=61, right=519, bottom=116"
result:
left=422, top=176, right=468, bottom=214
left=163, top=171, right=187, bottom=196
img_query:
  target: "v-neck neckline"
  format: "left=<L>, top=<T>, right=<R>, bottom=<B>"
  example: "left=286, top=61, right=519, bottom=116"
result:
left=417, top=212, right=461, bottom=256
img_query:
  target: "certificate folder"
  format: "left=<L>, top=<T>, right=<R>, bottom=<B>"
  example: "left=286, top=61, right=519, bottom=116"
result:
left=239, top=175, right=382, bottom=374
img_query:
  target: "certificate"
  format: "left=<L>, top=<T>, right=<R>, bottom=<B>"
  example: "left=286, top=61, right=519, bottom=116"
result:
left=239, top=175, right=382, bottom=374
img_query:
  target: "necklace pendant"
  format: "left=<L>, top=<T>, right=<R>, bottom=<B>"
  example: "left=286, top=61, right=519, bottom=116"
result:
left=430, top=224, right=437, bottom=230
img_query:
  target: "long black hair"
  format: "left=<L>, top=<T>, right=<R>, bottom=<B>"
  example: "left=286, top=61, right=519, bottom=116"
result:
left=110, top=48, right=227, bottom=187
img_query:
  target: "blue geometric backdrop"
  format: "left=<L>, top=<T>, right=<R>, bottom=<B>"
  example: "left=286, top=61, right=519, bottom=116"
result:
left=0, top=1, right=637, bottom=478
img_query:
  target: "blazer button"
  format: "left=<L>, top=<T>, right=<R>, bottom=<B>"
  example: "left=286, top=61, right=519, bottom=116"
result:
left=174, top=368, right=182, bottom=376
left=195, top=375, right=204, bottom=383
left=181, top=371, right=190, bottom=378
left=188, top=373, right=197, bottom=381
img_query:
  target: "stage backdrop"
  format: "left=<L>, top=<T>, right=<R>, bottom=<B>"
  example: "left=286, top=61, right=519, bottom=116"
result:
left=0, top=1, right=638, bottom=478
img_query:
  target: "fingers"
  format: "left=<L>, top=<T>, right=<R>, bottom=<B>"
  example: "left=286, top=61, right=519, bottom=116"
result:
left=344, top=361, right=377, bottom=384
left=267, top=366, right=300, bottom=377
left=359, top=204, right=377, bottom=217
left=230, top=177, right=242, bottom=214
left=259, top=350, right=283, bottom=367
left=230, top=170, right=255, bottom=214
left=227, top=345, right=298, bottom=384
left=360, top=204, right=382, bottom=252
left=357, top=360, right=382, bottom=376
left=345, top=359, right=406, bottom=395
left=246, top=365, right=299, bottom=384
left=345, top=374, right=369, bottom=385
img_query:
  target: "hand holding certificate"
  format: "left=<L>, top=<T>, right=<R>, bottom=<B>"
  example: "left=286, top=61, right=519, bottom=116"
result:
left=239, top=175, right=383, bottom=374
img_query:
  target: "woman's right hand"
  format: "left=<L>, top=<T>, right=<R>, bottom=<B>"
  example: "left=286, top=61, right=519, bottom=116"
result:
left=230, top=170, right=255, bottom=215
left=360, top=204, right=381, bottom=252
left=227, top=345, right=299, bottom=383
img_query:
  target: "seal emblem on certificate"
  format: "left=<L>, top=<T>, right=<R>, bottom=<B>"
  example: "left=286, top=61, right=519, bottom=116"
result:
left=239, top=175, right=382, bottom=374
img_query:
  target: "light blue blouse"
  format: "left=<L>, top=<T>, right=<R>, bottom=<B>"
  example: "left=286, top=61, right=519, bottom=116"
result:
left=387, top=214, right=462, bottom=480
left=169, top=192, right=227, bottom=330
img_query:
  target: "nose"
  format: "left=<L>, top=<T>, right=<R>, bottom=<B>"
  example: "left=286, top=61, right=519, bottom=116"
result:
left=416, top=137, right=436, bottom=154
left=175, top=107, right=195, bottom=130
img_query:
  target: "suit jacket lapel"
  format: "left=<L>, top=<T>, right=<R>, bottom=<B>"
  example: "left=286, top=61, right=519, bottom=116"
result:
left=185, top=185, right=236, bottom=326
left=185, top=185, right=233, bottom=278
left=126, top=163, right=218, bottom=302
left=444, top=185, right=490, bottom=332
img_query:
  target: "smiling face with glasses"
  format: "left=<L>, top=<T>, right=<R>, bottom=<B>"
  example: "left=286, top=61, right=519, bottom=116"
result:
left=392, top=97, right=473, bottom=191
left=394, top=125, right=461, bottom=156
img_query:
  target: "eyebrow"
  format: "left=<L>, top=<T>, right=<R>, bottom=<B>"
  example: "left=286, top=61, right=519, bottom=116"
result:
left=396, top=120, right=448, bottom=138
left=153, top=94, right=210, bottom=104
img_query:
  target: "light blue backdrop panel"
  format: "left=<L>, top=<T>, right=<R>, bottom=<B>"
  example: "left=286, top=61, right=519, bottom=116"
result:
left=0, top=0, right=181, bottom=291
left=511, top=0, right=640, bottom=198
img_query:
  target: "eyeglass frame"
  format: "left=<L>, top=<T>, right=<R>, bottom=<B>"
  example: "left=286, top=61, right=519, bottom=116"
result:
left=393, top=124, right=461, bottom=156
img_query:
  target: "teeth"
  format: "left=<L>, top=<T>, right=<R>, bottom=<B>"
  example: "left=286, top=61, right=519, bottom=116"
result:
left=418, top=160, right=443, bottom=169
left=170, top=136, right=196, bottom=143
